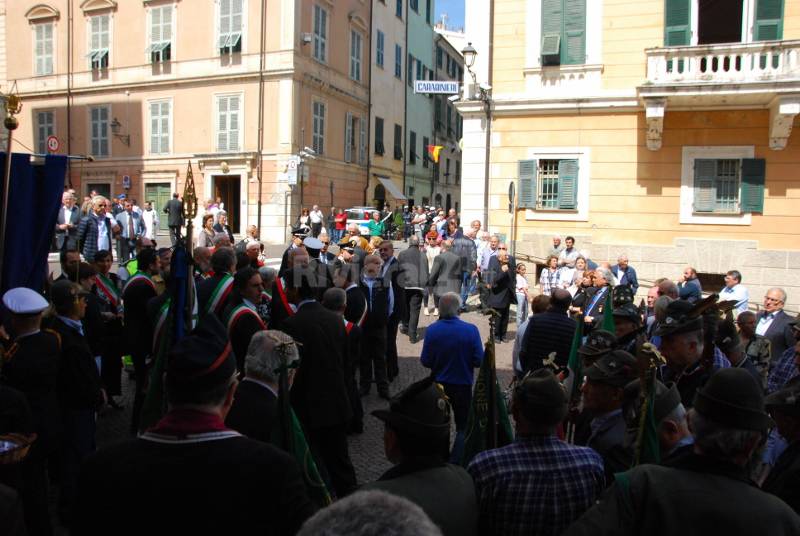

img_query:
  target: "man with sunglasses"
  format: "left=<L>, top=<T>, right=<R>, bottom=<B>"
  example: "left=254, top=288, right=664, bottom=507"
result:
left=757, top=288, right=795, bottom=362
left=77, top=196, right=120, bottom=263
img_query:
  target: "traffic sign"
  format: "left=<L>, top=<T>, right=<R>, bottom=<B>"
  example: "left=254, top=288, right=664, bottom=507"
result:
left=122, top=175, right=131, bottom=189
left=285, top=155, right=300, bottom=185
left=46, top=135, right=59, bottom=153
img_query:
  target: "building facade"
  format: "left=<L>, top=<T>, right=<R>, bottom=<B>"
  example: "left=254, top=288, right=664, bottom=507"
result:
left=433, top=29, right=464, bottom=212
left=5, top=0, right=369, bottom=244
left=459, top=0, right=800, bottom=311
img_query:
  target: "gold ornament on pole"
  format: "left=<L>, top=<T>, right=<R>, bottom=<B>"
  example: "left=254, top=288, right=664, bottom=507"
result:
left=0, top=83, right=23, bottom=288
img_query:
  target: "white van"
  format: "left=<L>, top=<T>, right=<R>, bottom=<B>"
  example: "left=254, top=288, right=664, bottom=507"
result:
left=345, top=206, right=381, bottom=236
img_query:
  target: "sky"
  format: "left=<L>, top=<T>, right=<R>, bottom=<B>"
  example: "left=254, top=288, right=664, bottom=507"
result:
left=435, top=0, right=465, bottom=30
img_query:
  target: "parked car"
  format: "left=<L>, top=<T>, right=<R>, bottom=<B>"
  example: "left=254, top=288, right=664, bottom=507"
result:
left=346, top=206, right=381, bottom=236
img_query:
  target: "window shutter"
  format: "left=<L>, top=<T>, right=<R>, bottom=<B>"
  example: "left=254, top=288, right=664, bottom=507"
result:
left=664, top=0, right=691, bottom=46
left=359, top=116, right=366, bottom=165
left=740, top=158, right=766, bottom=213
left=228, top=97, right=240, bottom=151
left=344, top=112, right=353, bottom=163
left=232, top=0, right=243, bottom=32
left=755, top=0, right=784, bottom=41
left=217, top=97, right=228, bottom=151
left=693, top=159, right=717, bottom=213
left=541, top=0, right=562, bottom=64
left=220, top=0, right=231, bottom=35
left=557, top=159, right=579, bottom=209
left=150, top=102, right=160, bottom=153
left=563, top=0, right=586, bottom=65
left=163, top=6, right=173, bottom=41
left=518, top=160, right=537, bottom=209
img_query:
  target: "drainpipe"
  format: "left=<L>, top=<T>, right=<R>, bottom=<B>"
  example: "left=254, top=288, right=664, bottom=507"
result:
left=401, top=3, right=409, bottom=204
left=364, top=0, right=374, bottom=206
left=255, top=0, right=267, bottom=235
left=482, top=0, right=495, bottom=230
left=66, top=0, right=74, bottom=187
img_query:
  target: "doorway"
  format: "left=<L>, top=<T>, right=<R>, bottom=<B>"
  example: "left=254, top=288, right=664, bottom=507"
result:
left=85, top=182, right=111, bottom=200
left=698, top=0, right=743, bottom=45
left=213, top=175, right=241, bottom=232
left=144, top=182, right=172, bottom=232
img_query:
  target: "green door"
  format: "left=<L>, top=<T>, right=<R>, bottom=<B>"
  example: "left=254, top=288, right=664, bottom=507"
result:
left=144, top=183, right=172, bottom=232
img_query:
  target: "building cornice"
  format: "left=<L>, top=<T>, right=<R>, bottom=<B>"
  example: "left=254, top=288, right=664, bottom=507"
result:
left=454, top=92, right=641, bottom=118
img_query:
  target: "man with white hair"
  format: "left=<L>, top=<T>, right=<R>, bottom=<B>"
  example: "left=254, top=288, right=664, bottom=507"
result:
left=55, top=191, right=81, bottom=251
left=611, top=254, right=638, bottom=294
left=77, top=196, right=120, bottom=262
left=756, top=287, right=795, bottom=362
left=549, top=235, right=564, bottom=256
left=309, top=204, right=324, bottom=238
left=225, top=330, right=300, bottom=443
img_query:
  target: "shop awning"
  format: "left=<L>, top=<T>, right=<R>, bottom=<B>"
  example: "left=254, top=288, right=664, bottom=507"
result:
left=377, top=176, right=406, bottom=200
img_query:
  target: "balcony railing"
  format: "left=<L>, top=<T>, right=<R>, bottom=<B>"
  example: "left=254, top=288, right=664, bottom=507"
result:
left=645, top=40, right=800, bottom=85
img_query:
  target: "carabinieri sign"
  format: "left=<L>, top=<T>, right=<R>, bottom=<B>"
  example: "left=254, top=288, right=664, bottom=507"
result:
left=414, top=80, right=459, bottom=94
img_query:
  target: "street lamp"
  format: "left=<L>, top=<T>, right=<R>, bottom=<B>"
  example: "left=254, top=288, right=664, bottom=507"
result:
left=462, top=42, right=477, bottom=69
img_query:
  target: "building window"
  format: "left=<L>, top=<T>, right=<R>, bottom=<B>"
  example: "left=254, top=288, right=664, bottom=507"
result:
left=455, top=160, right=461, bottom=184
left=422, top=136, right=429, bottom=168
left=541, top=0, right=586, bottom=66
left=375, top=117, right=384, bottom=155
left=409, top=131, right=417, bottom=164
left=434, top=97, right=442, bottom=131
left=149, top=100, right=171, bottom=155
left=312, top=100, right=325, bottom=155
left=36, top=111, right=54, bottom=154
left=216, top=95, right=241, bottom=152
left=350, top=30, right=363, bottom=82
left=410, top=0, right=419, bottom=12
left=376, top=30, right=385, bottom=68
left=446, top=105, right=452, bottom=136
left=416, top=59, right=423, bottom=82
left=693, top=158, right=765, bottom=214
left=518, top=158, right=579, bottom=210
left=396, top=0, right=403, bottom=18
left=393, top=124, right=402, bottom=160
left=148, top=5, right=173, bottom=63
left=90, top=106, right=109, bottom=157
left=313, top=4, right=328, bottom=63
left=34, top=23, right=54, bottom=76
left=344, top=113, right=361, bottom=163
left=395, top=44, right=403, bottom=78
left=436, top=46, right=443, bottom=68
left=407, top=54, right=413, bottom=87
left=88, top=15, right=110, bottom=70
left=218, top=0, right=243, bottom=54
left=426, top=0, right=432, bottom=23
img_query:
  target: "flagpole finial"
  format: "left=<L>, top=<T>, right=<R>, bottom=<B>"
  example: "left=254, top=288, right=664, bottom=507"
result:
left=182, top=161, right=198, bottom=222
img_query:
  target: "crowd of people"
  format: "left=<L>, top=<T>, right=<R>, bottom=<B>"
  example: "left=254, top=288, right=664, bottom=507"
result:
left=0, top=192, right=799, bottom=536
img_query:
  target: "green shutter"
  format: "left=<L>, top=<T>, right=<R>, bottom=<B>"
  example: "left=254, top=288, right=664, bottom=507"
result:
left=541, top=0, right=563, bottom=65
left=741, top=158, right=766, bottom=213
left=694, top=159, right=717, bottom=213
left=755, top=0, right=784, bottom=41
left=563, top=0, right=586, bottom=65
left=518, top=160, right=537, bottom=209
left=664, top=0, right=691, bottom=46
left=557, top=159, right=579, bottom=209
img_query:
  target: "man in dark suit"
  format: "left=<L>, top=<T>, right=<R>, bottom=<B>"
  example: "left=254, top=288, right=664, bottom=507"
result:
left=397, top=235, right=428, bottom=344
left=428, top=240, right=462, bottom=312
left=583, top=268, right=613, bottom=331
left=282, top=268, right=357, bottom=498
left=225, top=330, right=292, bottom=443
left=358, top=255, right=393, bottom=399
left=610, top=254, right=638, bottom=295
left=223, top=267, right=267, bottom=373
left=163, top=192, right=184, bottom=246
left=55, top=191, right=82, bottom=251
left=519, top=289, right=577, bottom=373
left=197, top=248, right=236, bottom=319
left=757, top=287, right=796, bottom=362
left=485, top=246, right=516, bottom=341
left=378, top=241, right=405, bottom=382
left=74, top=315, right=315, bottom=535
left=114, top=201, right=144, bottom=261
left=122, top=249, right=160, bottom=434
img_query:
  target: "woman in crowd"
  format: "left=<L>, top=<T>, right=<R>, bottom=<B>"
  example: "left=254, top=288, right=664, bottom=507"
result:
left=560, top=255, right=587, bottom=292
left=515, top=263, right=530, bottom=326
left=570, top=269, right=596, bottom=316
left=196, top=214, right=216, bottom=248
left=442, top=218, right=461, bottom=240
left=298, top=207, right=311, bottom=231
left=539, top=254, right=561, bottom=296
left=91, top=251, right=125, bottom=408
left=423, top=231, right=441, bottom=316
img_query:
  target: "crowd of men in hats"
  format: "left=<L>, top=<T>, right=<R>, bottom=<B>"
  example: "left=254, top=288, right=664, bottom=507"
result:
left=1, top=197, right=800, bottom=536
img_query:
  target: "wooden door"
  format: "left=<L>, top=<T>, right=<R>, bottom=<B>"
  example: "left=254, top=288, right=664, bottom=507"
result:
left=213, top=175, right=240, bottom=232
left=144, top=182, right=172, bottom=232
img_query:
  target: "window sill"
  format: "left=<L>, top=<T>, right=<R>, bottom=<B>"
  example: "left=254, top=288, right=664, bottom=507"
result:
left=523, top=208, right=586, bottom=222
left=681, top=212, right=753, bottom=226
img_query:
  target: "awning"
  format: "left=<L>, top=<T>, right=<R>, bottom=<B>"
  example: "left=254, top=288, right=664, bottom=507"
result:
left=377, top=176, right=406, bottom=200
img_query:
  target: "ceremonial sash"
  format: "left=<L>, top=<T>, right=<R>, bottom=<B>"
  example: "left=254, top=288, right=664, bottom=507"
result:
left=356, top=302, right=367, bottom=327
left=275, top=277, right=295, bottom=317
left=126, top=271, right=156, bottom=292
left=226, top=303, right=266, bottom=332
left=205, top=274, right=234, bottom=315
left=95, top=273, right=121, bottom=309
left=152, top=298, right=171, bottom=354
left=344, top=320, right=354, bottom=335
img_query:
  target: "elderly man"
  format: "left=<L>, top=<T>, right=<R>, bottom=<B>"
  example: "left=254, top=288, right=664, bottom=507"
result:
left=223, top=267, right=266, bottom=373
left=77, top=196, right=119, bottom=263
left=677, top=266, right=702, bottom=303
left=468, top=370, right=605, bottom=536
left=74, top=315, right=315, bottom=534
left=738, top=310, right=772, bottom=384
left=486, top=244, right=516, bottom=341
left=226, top=330, right=299, bottom=443
left=196, top=247, right=236, bottom=318
left=358, top=254, right=393, bottom=399
left=309, top=204, right=324, bottom=238
left=757, top=287, right=795, bottom=362
left=583, top=267, right=614, bottom=329
left=397, top=235, right=428, bottom=344
left=611, top=254, right=638, bottom=294
left=365, top=376, right=478, bottom=536
left=115, top=200, right=145, bottom=261
left=565, top=369, right=800, bottom=536
left=193, top=246, right=212, bottom=281
left=421, top=292, right=483, bottom=460
left=55, top=191, right=81, bottom=251
left=518, top=289, right=576, bottom=373
left=549, top=235, right=564, bottom=256
left=720, top=270, right=749, bottom=315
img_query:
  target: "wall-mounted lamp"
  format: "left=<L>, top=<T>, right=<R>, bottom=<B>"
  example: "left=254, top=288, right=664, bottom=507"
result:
left=110, top=117, right=130, bottom=146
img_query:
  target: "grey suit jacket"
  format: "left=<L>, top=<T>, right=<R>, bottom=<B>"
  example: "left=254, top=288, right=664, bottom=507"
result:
left=55, top=205, right=81, bottom=249
left=427, top=250, right=462, bottom=298
left=760, top=309, right=796, bottom=361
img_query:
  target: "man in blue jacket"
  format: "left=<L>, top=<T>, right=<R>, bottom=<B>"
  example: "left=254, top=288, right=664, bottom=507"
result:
left=610, top=254, right=638, bottom=295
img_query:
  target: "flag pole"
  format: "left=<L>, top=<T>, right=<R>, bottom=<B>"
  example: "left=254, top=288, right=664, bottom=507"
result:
left=0, top=88, right=22, bottom=289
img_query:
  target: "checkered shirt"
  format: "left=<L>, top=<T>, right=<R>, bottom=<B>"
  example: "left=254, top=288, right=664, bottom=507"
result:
left=767, top=346, right=798, bottom=394
left=467, top=435, right=605, bottom=536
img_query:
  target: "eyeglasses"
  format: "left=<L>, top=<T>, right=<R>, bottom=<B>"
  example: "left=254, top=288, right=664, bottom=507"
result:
left=498, top=247, right=507, bottom=250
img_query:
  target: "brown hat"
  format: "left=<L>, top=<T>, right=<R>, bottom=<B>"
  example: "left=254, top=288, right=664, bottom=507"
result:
left=372, top=376, right=451, bottom=439
left=694, top=368, right=773, bottom=431
left=584, top=350, right=638, bottom=388
left=513, top=369, right=568, bottom=425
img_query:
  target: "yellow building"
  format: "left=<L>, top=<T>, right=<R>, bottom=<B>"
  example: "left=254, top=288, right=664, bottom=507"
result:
left=2, top=0, right=369, bottom=243
left=459, top=0, right=800, bottom=311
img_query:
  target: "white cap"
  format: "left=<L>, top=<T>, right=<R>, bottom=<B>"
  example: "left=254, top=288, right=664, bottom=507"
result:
left=303, top=237, right=323, bottom=250
left=2, top=287, right=49, bottom=315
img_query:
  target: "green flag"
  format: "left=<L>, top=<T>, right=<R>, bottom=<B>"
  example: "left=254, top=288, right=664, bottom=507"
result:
left=460, top=339, right=514, bottom=467
left=602, top=287, right=615, bottom=332
left=139, top=299, right=172, bottom=432
left=566, top=315, right=585, bottom=402
left=633, top=370, right=661, bottom=466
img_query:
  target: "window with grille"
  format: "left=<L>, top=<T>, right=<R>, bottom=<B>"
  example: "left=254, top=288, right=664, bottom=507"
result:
left=88, top=15, right=110, bottom=70
left=313, top=5, right=328, bottom=63
left=518, top=158, right=578, bottom=210
left=36, top=111, right=54, bottom=154
left=150, top=101, right=171, bottom=155
left=219, top=0, right=243, bottom=54
left=312, top=101, right=325, bottom=155
left=34, top=23, right=54, bottom=76
left=216, top=95, right=241, bottom=152
left=350, top=30, right=362, bottom=81
left=537, top=160, right=560, bottom=208
left=149, top=5, right=173, bottom=63
left=90, top=106, right=109, bottom=157
left=693, top=159, right=741, bottom=213
left=376, top=31, right=385, bottom=68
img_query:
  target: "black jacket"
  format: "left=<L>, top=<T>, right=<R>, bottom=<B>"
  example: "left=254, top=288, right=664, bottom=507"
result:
left=397, top=246, right=429, bottom=289
left=223, top=299, right=266, bottom=373
left=381, top=256, right=406, bottom=319
left=428, top=250, right=462, bottom=298
left=123, top=276, right=158, bottom=358
left=163, top=198, right=184, bottom=227
left=196, top=273, right=233, bottom=319
left=452, top=234, right=478, bottom=273
left=225, top=379, right=278, bottom=444
left=359, top=278, right=391, bottom=330
left=762, top=441, right=800, bottom=514
left=519, top=310, right=577, bottom=371
left=758, top=310, right=796, bottom=362
left=486, top=255, right=517, bottom=308
left=55, top=205, right=81, bottom=250
left=344, top=285, right=367, bottom=326
left=49, top=317, right=104, bottom=411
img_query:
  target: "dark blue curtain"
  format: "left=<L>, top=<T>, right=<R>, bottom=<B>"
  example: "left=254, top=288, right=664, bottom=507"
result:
left=0, top=153, right=67, bottom=296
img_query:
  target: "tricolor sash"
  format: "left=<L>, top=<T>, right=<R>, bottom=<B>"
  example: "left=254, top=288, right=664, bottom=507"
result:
left=126, top=271, right=156, bottom=292
left=226, top=303, right=266, bottom=332
left=152, top=298, right=171, bottom=354
left=205, top=274, right=234, bottom=315
left=344, top=320, right=354, bottom=335
left=95, top=273, right=121, bottom=310
left=275, top=277, right=295, bottom=317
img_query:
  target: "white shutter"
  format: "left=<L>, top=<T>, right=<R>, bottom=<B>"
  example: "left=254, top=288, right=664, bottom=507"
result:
left=220, top=0, right=231, bottom=35
left=232, top=0, right=243, bottom=32
left=150, top=102, right=160, bottom=153
left=152, top=7, right=161, bottom=43
left=228, top=96, right=240, bottom=151
left=344, top=112, right=353, bottom=163
left=161, top=102, right=170, bottom=153
left=217, top=96, right=229, bottom=151
left=163, top=6, right=173, bottom=41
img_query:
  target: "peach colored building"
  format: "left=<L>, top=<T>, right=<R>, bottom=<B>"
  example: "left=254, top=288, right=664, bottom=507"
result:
left=459, top=0, right=800, bottom=311
left=3, top=0, right=369, bottom=243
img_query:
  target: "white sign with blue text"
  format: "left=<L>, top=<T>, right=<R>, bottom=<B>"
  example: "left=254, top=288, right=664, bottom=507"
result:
left=414, top=81, right=459, bottom=94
